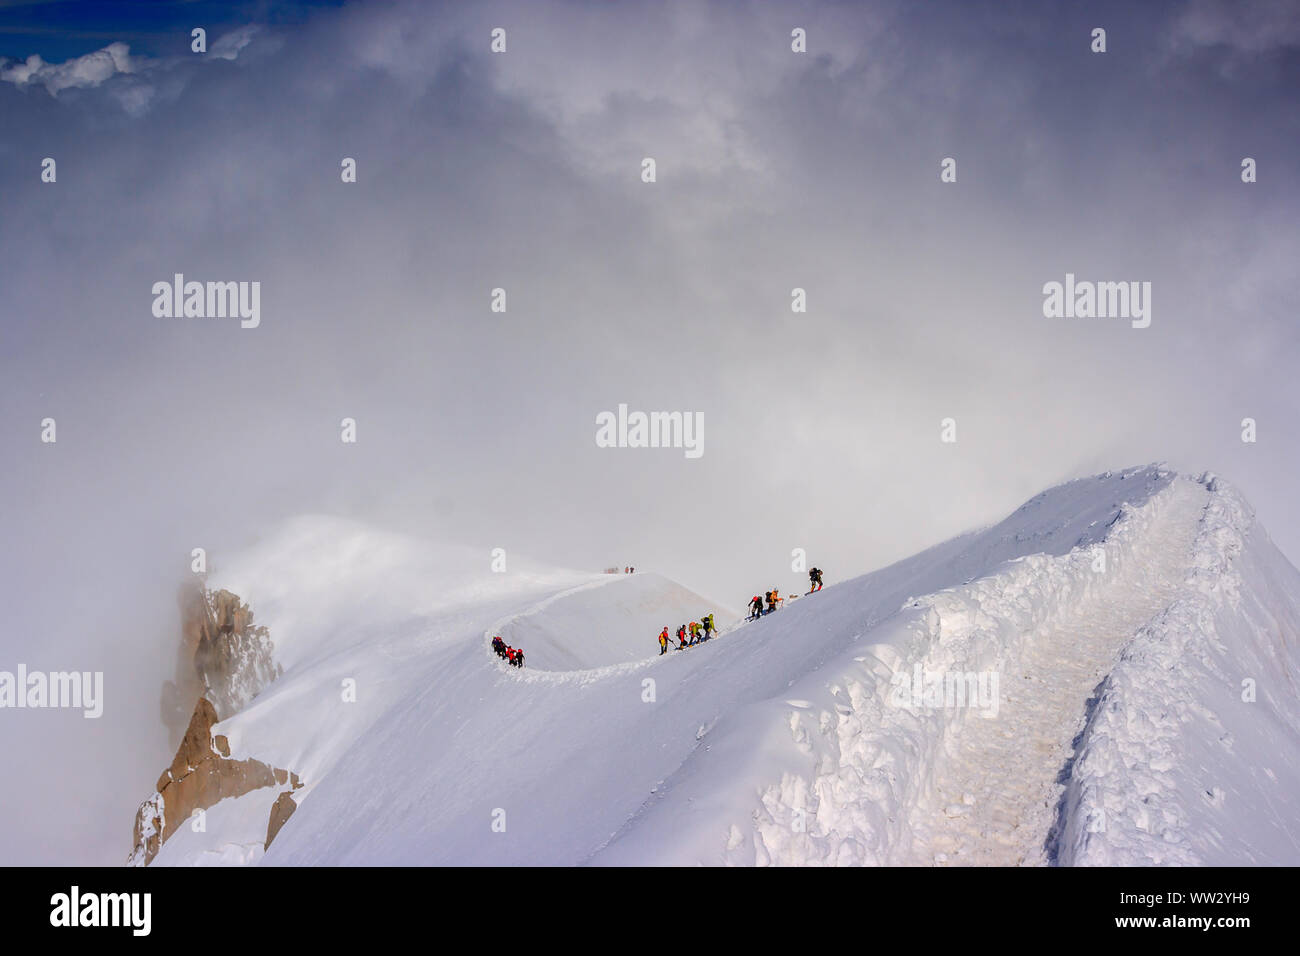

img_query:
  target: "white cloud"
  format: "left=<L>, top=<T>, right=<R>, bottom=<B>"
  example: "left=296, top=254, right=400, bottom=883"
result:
left=209, top=24, right=260, bottom=61
left=1, top=41, right=135, bottom=95
left=0, top=26, right=261, bottom=110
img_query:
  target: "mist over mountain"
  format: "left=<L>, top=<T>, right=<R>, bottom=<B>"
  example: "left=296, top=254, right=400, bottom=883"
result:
left=1, top=0, right=1297, bottom=867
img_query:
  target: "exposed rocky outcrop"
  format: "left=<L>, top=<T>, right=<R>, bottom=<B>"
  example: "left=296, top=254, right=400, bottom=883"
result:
left=161, top=581, right=282, bottom=747
left=265, top=792, right=298, bottom=850
left=133, top=580, right=301, bottom=866
left=129, top=696, right=302, bottom=866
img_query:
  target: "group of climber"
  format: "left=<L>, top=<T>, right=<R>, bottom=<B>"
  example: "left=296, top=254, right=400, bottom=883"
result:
left=491, top=635, right=525, bottom=668
left=747, top=568, right=825, bottom=620
left=495, top=565, right=827, bottom=668
left=658, top=613, right=716, bottom=654
left=748, top=590, right=782, bottom=619
left=656, top=566, right=829, bottom=653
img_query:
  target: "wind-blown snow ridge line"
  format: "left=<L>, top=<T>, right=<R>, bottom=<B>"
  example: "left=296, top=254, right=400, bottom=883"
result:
left=727, top=473, right=1198, bottom=865
left=1055, top=473, right=1300, bottom=865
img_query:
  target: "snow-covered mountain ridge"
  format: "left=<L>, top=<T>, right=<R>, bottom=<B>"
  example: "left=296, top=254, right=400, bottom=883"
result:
left=133, top=467, right=1300, bottom=866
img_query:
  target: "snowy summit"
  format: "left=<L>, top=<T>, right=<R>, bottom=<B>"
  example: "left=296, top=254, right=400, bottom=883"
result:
left=131, top=466, right=1300, bottom=867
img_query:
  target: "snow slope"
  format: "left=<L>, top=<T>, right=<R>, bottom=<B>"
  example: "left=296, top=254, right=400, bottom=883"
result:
left=149, top=466, right=1300, bottom=866
left=494, top=573, right=739, bottom=670
left=1055, top=476, right=1300, bottom=865
left=154, top=788, right=278, bottom=867
left=151, top=521, right=732, bottom=866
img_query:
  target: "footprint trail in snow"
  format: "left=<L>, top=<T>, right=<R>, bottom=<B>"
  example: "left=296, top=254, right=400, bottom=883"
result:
left=909, top=478, right=1209, bottom=866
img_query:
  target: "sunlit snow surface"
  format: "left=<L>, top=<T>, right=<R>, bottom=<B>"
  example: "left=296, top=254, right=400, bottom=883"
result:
left=153, top=467, right=1300, bottom=866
